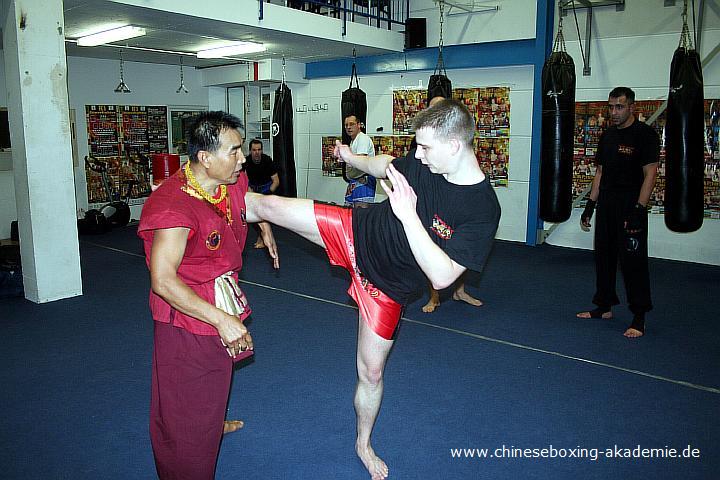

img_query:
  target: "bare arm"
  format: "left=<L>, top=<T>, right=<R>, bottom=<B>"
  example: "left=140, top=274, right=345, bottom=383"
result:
left=334, top=140, right=392, bottom=179
left=637, top=163, right=658, bottom=206
left=381, top=163, right=466, bottom=289
left=588, top=165, right=602, bottom=202
left=269, top=173, right=280, bottom=193
left=580, top=166, right=602, bottom=231
left=149, top=227, right=252, bottom=354
left=257, top=221, right=280, bottom=269
left=241, top=193, right=280, bottom=268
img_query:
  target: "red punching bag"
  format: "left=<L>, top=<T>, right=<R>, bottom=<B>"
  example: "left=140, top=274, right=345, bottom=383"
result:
left=664, top=10, right=705, bottom=232
left=539, top=25, right=576, bottom=223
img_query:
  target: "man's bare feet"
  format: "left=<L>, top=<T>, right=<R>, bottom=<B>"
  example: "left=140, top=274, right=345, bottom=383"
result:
left=253, top=240, right=266, bottom=249
left=576, top=309, right=613, bottom=319
left=422, top=298, right=440, bottom=313
left=223, top=420, right=244, bottom=434
left=623, top=327, right=644, bottom=338
left=452, top=288, right=483, bottom=307
left=356, top=443, right=389, bottom=480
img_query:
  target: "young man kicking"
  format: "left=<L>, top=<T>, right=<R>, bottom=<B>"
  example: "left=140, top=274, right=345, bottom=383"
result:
left=246, top=99, right=500, bottom=479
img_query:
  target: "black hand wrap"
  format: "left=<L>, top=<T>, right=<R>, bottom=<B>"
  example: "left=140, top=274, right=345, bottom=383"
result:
left=581, top=199, right=596, bottom=224
left=625, top=203, right=647, bottom=233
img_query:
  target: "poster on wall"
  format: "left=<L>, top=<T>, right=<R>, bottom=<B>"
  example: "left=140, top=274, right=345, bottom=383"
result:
left=147, top=106, right=170, bottom=154
left=390, top=86, right=511, bottom=187
left=321, top=136, right=343, bottom=177
left=572, top=99, right=720, bottom=218
left=85, top=104, right=168, bottom=205
left=170, top=110, right=204, bottom=155
left=321, top=135, right=416, bottom=177
left=474, top=137, right=509, bottom=187
left=392, top=89, right=425, bottom=135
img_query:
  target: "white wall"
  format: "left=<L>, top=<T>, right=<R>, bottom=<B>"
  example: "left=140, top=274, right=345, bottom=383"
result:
left=0, top=52, right=210, bottom=238
left=544, top=1, right=720, bottom=265
left=411, top=0, right=538, bottom=46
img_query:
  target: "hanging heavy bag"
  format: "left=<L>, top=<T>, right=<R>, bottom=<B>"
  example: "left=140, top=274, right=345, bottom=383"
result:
left=428, top=0, right=452, bottom=102
left=664, top=15, right=705, bottom=232
left=341, top=63, right=367, bottom=146
left=539, top=46, right=576, bottom=223
left=272, top=82, right=297, bottom=197
left=427, top=74, right=452, bottom=102
left=341, top=62, right=367, bottom=182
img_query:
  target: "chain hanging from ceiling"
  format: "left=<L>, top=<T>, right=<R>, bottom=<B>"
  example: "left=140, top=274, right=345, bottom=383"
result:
left=114, top=48, right=131, bottom=93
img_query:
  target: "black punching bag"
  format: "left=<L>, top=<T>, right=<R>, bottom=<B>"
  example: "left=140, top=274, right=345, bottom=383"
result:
left=427, top=74, right=452, bottom=101
left=539, top=50, right=576, bottom=223
left=272, top=83, right=297, bottom=197
left=664, top=46, right=705, bottom=232
left=341, top=63, right=367, bottom=146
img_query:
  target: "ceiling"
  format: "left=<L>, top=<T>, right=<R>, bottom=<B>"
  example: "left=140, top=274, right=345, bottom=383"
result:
left=62, top=0, right=400, bottom=68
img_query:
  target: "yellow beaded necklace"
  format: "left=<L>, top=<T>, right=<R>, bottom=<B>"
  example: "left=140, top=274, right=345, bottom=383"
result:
left=184, top=162, right=227, bottom=205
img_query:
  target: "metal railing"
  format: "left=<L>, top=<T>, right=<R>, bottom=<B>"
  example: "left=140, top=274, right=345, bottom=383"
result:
left=259, top=0, right=409, bottom=33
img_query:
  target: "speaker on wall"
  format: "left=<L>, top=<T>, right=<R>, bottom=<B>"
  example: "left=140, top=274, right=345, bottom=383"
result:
left=405, top=18, right=426, bottom=49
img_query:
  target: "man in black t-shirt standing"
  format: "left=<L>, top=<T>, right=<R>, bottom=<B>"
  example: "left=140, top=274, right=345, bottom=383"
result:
left=245, top=138, right=279, bottom=248
left=577, top=87, right=659, bottom=338
left=246, top=99, right=500, bottom=479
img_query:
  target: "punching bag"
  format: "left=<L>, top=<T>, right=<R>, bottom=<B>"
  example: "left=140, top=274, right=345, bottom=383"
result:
left=429, top=2, right=452, bottom=102
left=427, top=74, right=452, bottom=102
left=341, top=63, right=367, bottom=146
left=664, top=45, right=705, bottom=232
left=341, top=62, right=367, bottom=182
left=272, top=83, right=297, bottom=197
left=539, top=50, right=576, bottom=223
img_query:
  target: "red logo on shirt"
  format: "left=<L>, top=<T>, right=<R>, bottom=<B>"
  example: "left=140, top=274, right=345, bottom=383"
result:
left=618, top=145, right=635, bottom=155
left=206, top=230, right=221, bottom=250
left=431, top=215, right=454, bottom=240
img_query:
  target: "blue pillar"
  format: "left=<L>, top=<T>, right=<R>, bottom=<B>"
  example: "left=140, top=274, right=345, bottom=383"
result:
left=526, top=0, right=555, bottom=245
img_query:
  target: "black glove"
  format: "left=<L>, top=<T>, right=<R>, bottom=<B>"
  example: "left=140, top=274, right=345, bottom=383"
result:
left=625, top=203, right=647, bottom=233
left=581, top=199, right=596, bottom=226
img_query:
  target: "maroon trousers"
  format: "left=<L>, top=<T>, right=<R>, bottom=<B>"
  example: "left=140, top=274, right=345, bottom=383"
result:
left=150, top=321, right=233, bottom=479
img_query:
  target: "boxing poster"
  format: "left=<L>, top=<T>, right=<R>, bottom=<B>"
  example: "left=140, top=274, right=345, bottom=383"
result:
left=85, top=104, right=168, bottom=206
left=391, top=86, right=510, bottom=187
left=321, top=136, right=343, bottom=177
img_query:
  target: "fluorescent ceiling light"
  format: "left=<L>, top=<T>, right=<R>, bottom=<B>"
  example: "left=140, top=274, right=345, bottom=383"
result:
left=77, top=25, right=147, bottom=47
left=196, top=42, right=266, bottom=58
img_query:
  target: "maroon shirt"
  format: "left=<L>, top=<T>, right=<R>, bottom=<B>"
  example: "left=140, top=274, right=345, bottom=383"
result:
left=138, top=168, right=251, bottom=335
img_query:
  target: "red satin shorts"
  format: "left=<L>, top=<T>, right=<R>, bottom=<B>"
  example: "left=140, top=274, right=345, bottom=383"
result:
left=314, top=202, right=402, bottom=340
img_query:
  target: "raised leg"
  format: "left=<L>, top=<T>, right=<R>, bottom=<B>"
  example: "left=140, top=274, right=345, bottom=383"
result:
left=246, top=193, right=325, bottom=248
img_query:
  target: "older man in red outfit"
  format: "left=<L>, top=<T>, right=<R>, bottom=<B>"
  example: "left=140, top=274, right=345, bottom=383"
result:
left=138, top=111, right=278, bottom=479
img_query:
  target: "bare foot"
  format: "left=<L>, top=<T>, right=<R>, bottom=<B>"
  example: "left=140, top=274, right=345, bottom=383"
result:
left=223, top=420, right=244, bottom=434
left=452, top=289, right=483, bottom=307
left=422, top=298, right=440, bottom=313
left=253, top=241, right=266, bottom=249
left=623, top=327, right=644, bottom=338
left=576, top=310, right=613, bottom=319
left=356, top=443, right=389, bottom=480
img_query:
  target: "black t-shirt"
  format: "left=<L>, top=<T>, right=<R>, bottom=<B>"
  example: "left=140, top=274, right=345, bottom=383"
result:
left=244, top=153, right=277, bottom=187
left=596, top=120, right=659, bottom=193
left=352, top=152, right=501, bottom=305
